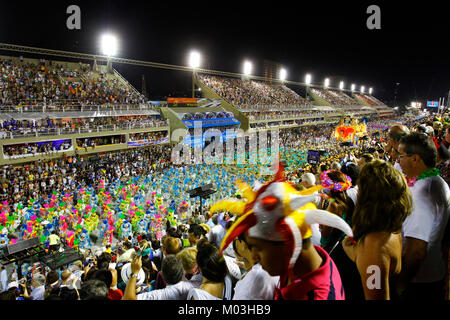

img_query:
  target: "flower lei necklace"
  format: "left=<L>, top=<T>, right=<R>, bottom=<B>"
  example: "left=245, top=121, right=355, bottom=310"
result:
left=320, top=170, right=352, bottom=192
left=406, top=168, right=440, bottom=187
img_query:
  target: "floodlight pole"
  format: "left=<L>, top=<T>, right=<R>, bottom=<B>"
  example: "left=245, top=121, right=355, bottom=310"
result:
left=107, top=57, right=113, bottom=73
left=447, top=90, right=450, bottom=113
left=192, top=70, right=195, bottom=98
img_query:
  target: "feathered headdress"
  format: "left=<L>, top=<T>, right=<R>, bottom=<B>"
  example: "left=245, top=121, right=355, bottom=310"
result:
left=210, top=163, right=353, bottom=274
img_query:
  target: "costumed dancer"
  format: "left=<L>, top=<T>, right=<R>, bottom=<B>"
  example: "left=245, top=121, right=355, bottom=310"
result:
left=120, top=220, right=133, bottom=241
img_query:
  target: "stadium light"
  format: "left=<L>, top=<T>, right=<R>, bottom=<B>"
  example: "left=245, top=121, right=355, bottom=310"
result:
left=351, top=84, right=356, bottom=91
left=369, top=87, right=373, bottom=95
left=324, top=78, right=330, bottom=88
left=189, top=51, right=201, bottom=98
left=243, top=61, right=252, bottom=76
left=100, top=34, right=118, bottom=57
left=279, top=68, right=287, bottom=81
left=361, top=85, right=365, bottom=94
left=305, top=74, right=311, bottom=85
left=339, top=81, right=344, bottom=90
left=189, top=51, right=201, bottom=69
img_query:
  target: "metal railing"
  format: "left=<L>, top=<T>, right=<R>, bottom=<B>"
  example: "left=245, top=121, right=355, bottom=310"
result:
left=0, top=121, right=170, bottom=140
left=248, top=113, right=328, bottom=121
left=0, top=103, right=162, bottom=113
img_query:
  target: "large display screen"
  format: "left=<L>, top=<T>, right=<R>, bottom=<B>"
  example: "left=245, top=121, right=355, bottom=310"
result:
left=427, top=101, right=439, bottom=107
left=307, top=150, right=321, bottom=164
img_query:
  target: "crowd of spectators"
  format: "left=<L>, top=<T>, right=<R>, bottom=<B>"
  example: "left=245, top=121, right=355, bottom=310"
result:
left=76, top=135, right=126, bottom=150
left=198, top=74, right=313, bottom=109
left=0, top=145, right=172, bottom=211
left=129, top=131, right=169, bottom=142
left=310, top=88, right=362, bottom=107
left=353, top=93, right=386, bottom=107
left=0, top=112, right=449, bottom=301
left=244, top=109, right=336, bottom=121
left=0, top=116, right=168, bottom=139
left=3, top=140, right=72, bottom=159
left=0, top=57, right=146, bottom=107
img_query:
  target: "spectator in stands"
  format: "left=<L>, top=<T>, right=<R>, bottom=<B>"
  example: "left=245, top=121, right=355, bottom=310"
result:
left=124, top=254, right=202, bottom=300
left=188, top=224, right=208, bottom=247
left=300, top=172, right=316, bottom=189
left=29, top=273, right=46, bottom=300
left=80, top=279, right=109, bottom=300
left=357, top=153, right=374, bottom=169
left=386, top=125, right=410, bottom=168
left=232, top=233, right=278, bottom=300
left=396, top=133, right=450, bottom=300
left=319, top=170, right=354, bottom=252
left=207, top=214, right=226, bottom=249
left=187, top=239, right=231, bottom=300
left=342, top=159, right=412, bottom=299
left=176, top=247, right=199, bottom=280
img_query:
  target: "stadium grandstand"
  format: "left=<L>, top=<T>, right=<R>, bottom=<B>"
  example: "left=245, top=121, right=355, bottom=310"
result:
left=0, top=52, right=395, bottom=164
left=0, top=54, right=169, bottom=165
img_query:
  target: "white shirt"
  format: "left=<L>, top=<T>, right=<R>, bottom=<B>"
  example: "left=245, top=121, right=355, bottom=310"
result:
left=232, top=264, right=279, bottom=300
left=346, top=185, right=359, bottom=206
left=207, top=224, right=226, bottom=248
left=30, top=285, right=45, bottom=300
left=187, top=275, right=233, bottom=300
left=394, top=161, right=403, bottom=173
left=137, top=274, right=202, bottom=300
left=402, top=176, right=450, bottom=283
left=0, top=269, right=7, bottom=292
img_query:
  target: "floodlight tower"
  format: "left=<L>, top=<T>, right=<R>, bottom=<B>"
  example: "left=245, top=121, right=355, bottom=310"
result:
left=305, top=73, right=312, bottom=100
left=339, top=81, right=344, bottom=91
left=101, top=34, right=118, bottom=73
left=189, top=51, right=201, bottom=98
left=324, top=78, right=330, bottom=89
left=279, top=68, right=287, bottom=82
left=243, top=60, right=252, bottom=77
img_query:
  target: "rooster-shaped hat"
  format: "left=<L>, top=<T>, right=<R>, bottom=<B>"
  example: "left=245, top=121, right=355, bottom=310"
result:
left=210, top=163, right=354, bottom=272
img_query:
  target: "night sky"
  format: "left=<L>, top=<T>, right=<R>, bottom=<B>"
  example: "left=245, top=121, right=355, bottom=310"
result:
left=0, top=1, right=449, bottom=105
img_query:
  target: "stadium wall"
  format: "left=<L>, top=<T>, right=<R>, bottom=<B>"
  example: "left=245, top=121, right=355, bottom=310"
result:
left=159, top=107, right=188, bottom=143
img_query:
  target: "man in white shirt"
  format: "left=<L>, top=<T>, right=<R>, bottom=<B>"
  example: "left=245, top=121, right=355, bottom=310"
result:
left=29, top=273, right=46, bottom=300
left=207, top=214, right=226, bottom=249
left=396, top=132, right=450, bottom=300
left=0, top=266, right=8, bottom=292
left=123, top=255, right=202, bottom=300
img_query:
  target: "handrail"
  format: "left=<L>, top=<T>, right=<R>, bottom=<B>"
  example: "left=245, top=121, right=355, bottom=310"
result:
left=0, top=121, right=170, bottom=140
left=0, top=103, right=160, bottom=113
